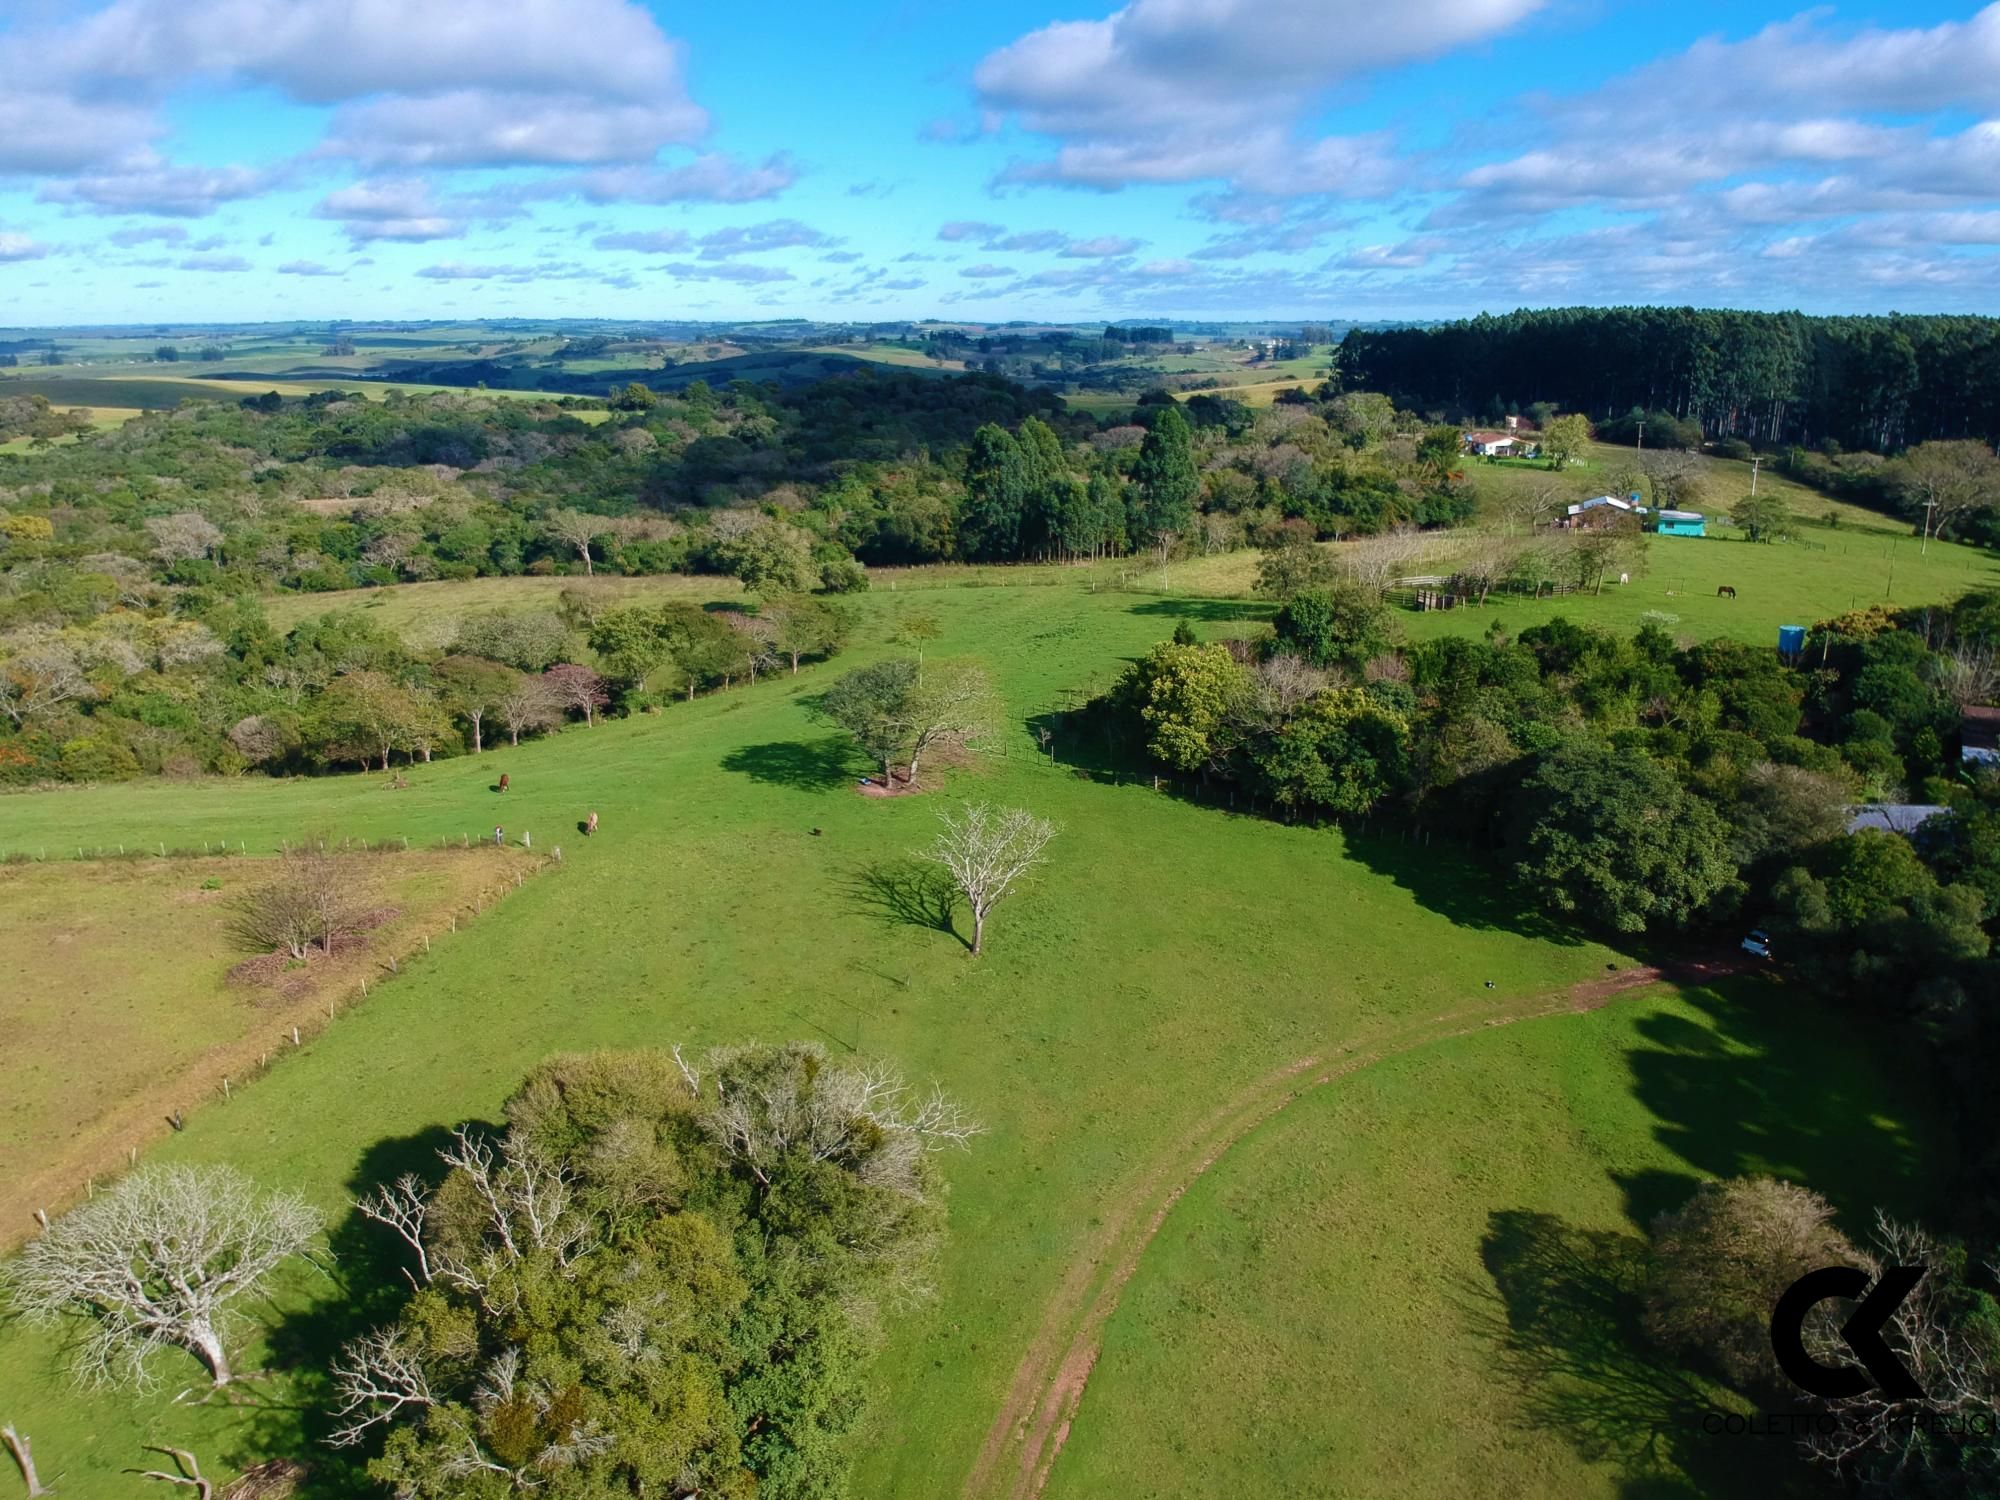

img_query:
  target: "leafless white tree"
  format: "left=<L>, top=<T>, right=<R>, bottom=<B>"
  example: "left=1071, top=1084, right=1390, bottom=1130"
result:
left=1932, top=645, right=2000, bottom=711
left=327, top=1328, right=436, bottom=1448
left=693, top=1041, right=981, bottom=1199
left=1337, top=527, right=1429, bottom=595
left=418, top=1129, right=593, bottom=1309
left=542, top=509, right=599, bottom=576
left=143, top=512, right=223, bottom=566
left=354, top=1175, right=434, bottom=1285
left=899, top=660, right=993, bottom=786
left=922, top=802, right=1057, bottom=956
left=497, top=675, right=559, bottom=747
left=1252, top=653, right=1333, bottom=717
left=3, top=1165, right=320, bottom=1389
left=0, top=637, right=90, bottom=728
left=126, top=1445, right=215, bottom=1498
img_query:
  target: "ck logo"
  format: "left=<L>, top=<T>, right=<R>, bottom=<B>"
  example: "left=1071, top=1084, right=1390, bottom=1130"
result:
left=1770, top=1265, right=1927, bottom=1399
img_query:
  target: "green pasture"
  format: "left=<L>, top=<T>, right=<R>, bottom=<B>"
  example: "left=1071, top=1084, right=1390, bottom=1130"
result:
left=1050, top=980, right=1939, bottom=1500
left=0, top=548, right=1967, bottom=1496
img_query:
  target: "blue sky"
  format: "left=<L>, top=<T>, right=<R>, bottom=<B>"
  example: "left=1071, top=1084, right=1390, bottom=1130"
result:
left=0, top=0, right=1995, bottom=325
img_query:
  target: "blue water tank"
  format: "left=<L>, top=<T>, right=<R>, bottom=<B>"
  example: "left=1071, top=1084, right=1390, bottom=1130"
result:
left=1778, top=625, right=1806, bottom=656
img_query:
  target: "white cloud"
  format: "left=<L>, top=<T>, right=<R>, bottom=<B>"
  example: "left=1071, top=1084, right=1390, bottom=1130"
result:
left=2, top=0, right=703, bottom=171
left=0, top=232, right=53, bottom=262
left=973, top=0, right=1534, bottom=193
left=278, top=259, right=343, bottom=275
left=311, top=178, right=517, bottom=242
left=40, top=155, right=280, bottom=217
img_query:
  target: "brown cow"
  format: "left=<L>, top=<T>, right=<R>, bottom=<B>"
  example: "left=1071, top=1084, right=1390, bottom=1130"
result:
left=586, top=811, right=599, bottom=837
left=498, top=773, right=510, bottom=792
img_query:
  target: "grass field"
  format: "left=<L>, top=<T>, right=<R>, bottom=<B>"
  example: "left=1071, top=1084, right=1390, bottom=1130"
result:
left=0, top=848, right=530, bottom=1253
left=0, top=564, right=1952, bottom=1499
left=1048, top=980, right=1938, bottom=1499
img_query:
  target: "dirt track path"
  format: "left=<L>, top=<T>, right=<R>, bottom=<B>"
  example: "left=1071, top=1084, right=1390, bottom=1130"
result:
left=960, top=959, right=1739, bottom=1500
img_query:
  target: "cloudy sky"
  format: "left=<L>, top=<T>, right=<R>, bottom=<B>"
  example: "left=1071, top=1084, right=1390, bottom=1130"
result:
left=0, top=0, right=1994, bottom=325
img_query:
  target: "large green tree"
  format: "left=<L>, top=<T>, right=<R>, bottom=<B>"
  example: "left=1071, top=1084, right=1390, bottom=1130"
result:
left=1509, top=740, right=1738, bottom=932
left=959, top=424, right=1029, bottom=561
left=1130, top=406, right=1198, bottom=550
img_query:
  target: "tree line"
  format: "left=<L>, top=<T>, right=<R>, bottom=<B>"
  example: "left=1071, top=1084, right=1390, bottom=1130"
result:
left=0, top=586, right=850, bottom=784
left=1342, top=307, right=2000, bottom=453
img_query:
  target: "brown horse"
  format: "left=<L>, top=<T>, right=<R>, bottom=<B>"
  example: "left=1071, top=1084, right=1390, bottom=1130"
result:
left=1717, top=585, right=1737, bottom=599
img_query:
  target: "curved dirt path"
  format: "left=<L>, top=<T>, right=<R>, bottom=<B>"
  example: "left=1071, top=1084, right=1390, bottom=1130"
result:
left=961, top=959, right=1739, bottom=1500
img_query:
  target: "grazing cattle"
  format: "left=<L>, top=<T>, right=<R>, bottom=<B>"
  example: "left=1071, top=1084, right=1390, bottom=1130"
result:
left=585, top=811, right=598, bottom=837
left=498, top=773, right=510, bottom=792
left=1717, top=584, right=1737, bottom=599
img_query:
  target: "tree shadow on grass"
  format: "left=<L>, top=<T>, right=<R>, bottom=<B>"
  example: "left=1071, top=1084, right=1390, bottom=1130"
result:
left=847, top=859, right=966, bottom=950
left=1341, top=826, right=1595, bottom=944
left=1125, top=597, right=1275, bottom=625
left=1458, top=1208, right=1806, bottom=1498
left=241, top=1121, right=492, bottom=1496
left=719, top=735, right=858, bottom=792
left=1613, top=976, right=1942, bottom=1231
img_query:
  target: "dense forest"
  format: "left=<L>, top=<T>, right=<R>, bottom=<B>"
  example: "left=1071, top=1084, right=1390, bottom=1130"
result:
left=1342, top=308, right=2000, bottom=451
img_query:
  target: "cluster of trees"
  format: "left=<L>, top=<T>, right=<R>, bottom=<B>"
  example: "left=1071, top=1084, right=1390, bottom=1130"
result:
left=1099, top=581, right=2000, bottom=1245
left=3, top=1043, right=975, bottom=1499
left=1094, top=577, right=2000, bottom=937
left=0, top=585, right=848, bottom=783
left=1341, top=307, right=2000, bottom=453
left=0, top=394, right=93, bottom=445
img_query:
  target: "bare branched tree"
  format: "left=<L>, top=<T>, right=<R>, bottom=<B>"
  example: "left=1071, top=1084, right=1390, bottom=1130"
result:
left=225, top=846, right=361, bottom=959
left=899, top=659, right=993, bottom=787
left=692, top=1041, right=981, bottom=1199
left=1502, top=479, right=1567, bottom=534
left=1252, top=653, right=1333, bottom=717
left=1, top=1426, right=50, bottom=1497
left=3, top=1165, right=320, bottom=1389
left=1639, top=447, right=1706, bottom=512
left=126, top=1445, right=215, bottom=1498
left=354, top=1175, right=433, bottom=1285
left=424, top=1128, right=594, bottom=1305
left=922, top=802, right=1057, bottom=956
left=1338, top=527, right=1429, bottom=595
left=542, top=510, right=599, bottom=576
left=497, top=675, right=560, bottom=746
left=0, top=638, right=90, bottom=728
left=1932, top=645, right=2000, bottom=711
left=328, top=1328, right=436, bottom=1448
left=144, top=512, right=224, bottom=566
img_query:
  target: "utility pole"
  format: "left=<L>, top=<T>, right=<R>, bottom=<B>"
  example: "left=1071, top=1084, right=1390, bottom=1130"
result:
left=1749, top=454, right=1761, bottom=495
left=1636, top=417, right=1645, bottom=453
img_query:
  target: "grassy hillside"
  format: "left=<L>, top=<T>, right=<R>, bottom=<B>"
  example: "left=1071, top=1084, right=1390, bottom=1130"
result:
left=0, top=574, right=1945, bottom=1499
